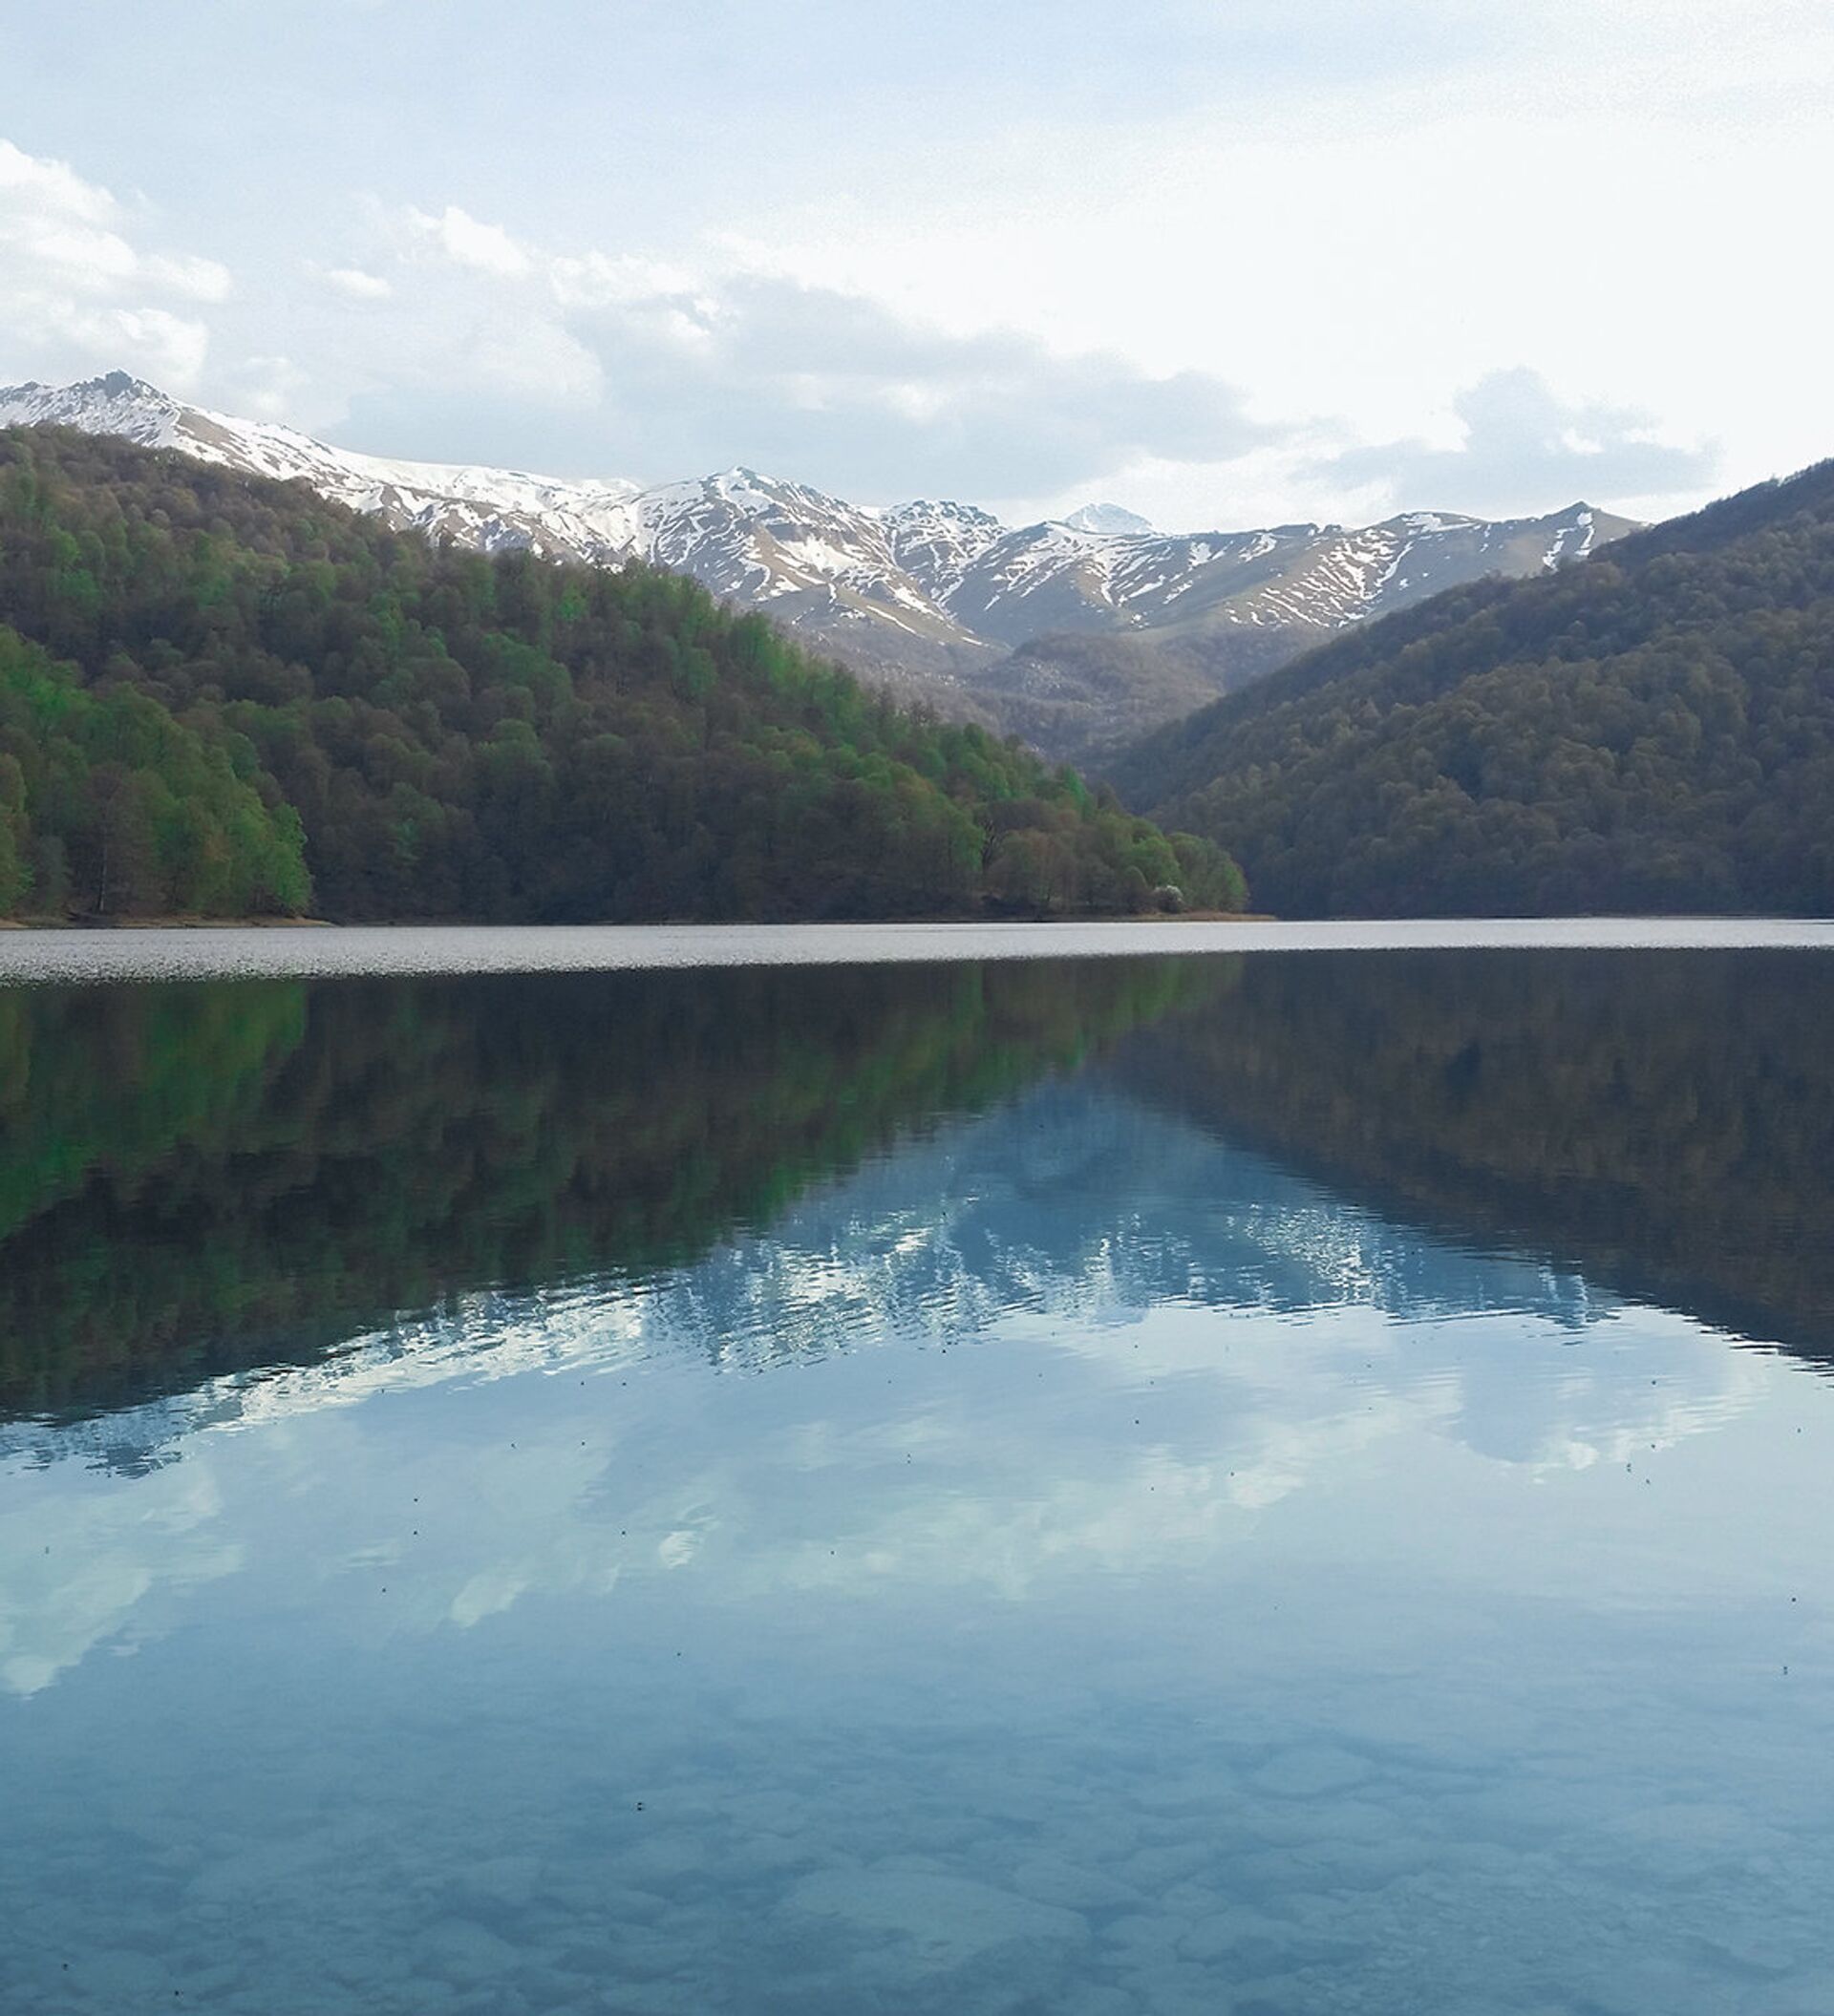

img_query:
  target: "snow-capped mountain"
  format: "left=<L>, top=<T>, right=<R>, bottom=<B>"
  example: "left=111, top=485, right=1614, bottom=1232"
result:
left=0, top=371, right=647, bottom=560
left=0, top=374, right=987, bottom=687
left=941, top=503, right=1637, bottom=649
left=1063, top=501, right=1156, bottom=537
left=881, top=497, right=1008, bottom=604
left=629, top=469, right=974, bottom=658
left=0, top=372, right=1638, bottom=757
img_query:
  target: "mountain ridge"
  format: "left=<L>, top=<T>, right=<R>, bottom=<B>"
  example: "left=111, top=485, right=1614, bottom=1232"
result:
left=0, top=371, right=1638, bottom=759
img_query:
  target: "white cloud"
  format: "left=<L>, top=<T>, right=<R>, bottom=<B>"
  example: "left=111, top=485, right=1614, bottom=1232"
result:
left=703, top=13, right=1828, bottom=521
left=333, top=240, right=1277, bottom=498
left=549, top=249, right=702, bottom=309
left=227, top=352, right=311, bottom=420
left=320, top=265, right=393, bottom=301
left=0, top=138, right=139, bottom=291
left=405, top=202, right=530, bottom=277
left=1324, top=368, right=1718, bottom=520
left=97, top=307, right=211, bottom=386
left=0, top=137, right=227, bottom=390
left=5, top=6, right=1830, bottom=520
left=0, top=138, right=114, bottom=218
left=143, top=251, right=233, bottom=303
left=469, top=317, right=604, bottom=404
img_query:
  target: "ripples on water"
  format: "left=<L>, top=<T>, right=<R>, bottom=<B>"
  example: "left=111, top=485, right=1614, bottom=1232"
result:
left=1, top=942, right=1832, bottom=2014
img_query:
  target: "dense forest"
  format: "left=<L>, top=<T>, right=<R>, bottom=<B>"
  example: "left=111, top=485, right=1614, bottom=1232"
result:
left=0, top=429, right=1244, bottom=922
left=1108, top=459, right=1834, bottom=916
left=0, top=957, right=1226, bottom=1419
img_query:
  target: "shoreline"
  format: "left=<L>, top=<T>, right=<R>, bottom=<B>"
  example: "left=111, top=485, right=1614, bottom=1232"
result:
left=0, top=914, right=336, bottom=930
left=0, top=909, right=1267, bottom=931
left=2, top=915, right=1832, bottom=987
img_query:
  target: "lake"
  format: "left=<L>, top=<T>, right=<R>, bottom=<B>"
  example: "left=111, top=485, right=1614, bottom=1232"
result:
left=2, top=926, right=1832, bottom=2015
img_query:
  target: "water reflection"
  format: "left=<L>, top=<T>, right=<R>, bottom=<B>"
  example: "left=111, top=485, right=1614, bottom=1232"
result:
left=0, top=1076, right=1780, bottom=1685
left=1121, top=947, right=1834, bottom=1359
left=0, top=1080, right=1754, bottom=1474
left=2, top=949, right=1833, bottom=2014
left=0, top=957, right=1223, bottom=1417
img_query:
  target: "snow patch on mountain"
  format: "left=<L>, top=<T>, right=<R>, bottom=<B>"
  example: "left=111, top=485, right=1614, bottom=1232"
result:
left=881, top=499, right=1007, bottom=604
left=0, top=371, right=1638, bottom=752
left=1064, top=501, right=1156, bottom=537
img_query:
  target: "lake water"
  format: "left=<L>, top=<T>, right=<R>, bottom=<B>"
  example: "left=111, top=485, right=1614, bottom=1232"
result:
left=2, top=930, right=1832, bottom=2014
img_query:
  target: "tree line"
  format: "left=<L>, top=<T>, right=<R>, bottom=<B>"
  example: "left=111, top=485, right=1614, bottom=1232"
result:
left=0, top=429, right=1245, bottom=922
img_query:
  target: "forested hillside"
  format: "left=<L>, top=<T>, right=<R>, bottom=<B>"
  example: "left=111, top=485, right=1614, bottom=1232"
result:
left=0, top=429, right=1243, bottom=922
left=1109, top=459, right=1834, bottom=916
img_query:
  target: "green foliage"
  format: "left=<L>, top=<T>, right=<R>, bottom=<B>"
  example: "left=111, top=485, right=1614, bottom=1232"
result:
left=1111, top=460, right=1834, bottom=916
left=0, top=625, right=309, bottom=916
left=0, top=429, right=1246, bottom=921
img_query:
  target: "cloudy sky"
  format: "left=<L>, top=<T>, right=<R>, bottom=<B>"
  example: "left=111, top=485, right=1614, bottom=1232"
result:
left=1, top=0, right=1827, bottom=529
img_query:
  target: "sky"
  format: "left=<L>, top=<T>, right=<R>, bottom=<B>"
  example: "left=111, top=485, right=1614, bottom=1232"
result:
left=0, top=0, right=1828, bottom=531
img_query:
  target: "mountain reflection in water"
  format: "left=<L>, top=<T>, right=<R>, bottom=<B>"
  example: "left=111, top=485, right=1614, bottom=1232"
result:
left=2, top=946, right=1832, bottom=2016
left=3, top=947, right=1830, bottom=1433
left=0, top=957, right=1221, bottom=1418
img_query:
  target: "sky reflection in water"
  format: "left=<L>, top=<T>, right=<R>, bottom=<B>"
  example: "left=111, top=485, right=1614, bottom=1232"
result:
left=2, top=949, right=1832, bottom=2016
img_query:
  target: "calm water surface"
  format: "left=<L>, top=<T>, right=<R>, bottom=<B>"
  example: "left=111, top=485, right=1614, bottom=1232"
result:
left=2, top=937, right=1832, bottom=2014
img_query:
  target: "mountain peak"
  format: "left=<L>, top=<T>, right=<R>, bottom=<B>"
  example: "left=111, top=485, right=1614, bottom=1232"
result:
left=705, top=465, right=819, bottom=509
left=29, top=370, right=175, bottom=406
left=1063, top=501, right=1155, bottom=538
left=94, top=369, right=170, bottom=399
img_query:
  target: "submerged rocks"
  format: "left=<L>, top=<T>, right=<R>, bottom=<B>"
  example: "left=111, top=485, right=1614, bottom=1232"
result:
left=1250, top=1743, right=1372, bottom=1800
left=783, top=1864, right=1089, bottom=1970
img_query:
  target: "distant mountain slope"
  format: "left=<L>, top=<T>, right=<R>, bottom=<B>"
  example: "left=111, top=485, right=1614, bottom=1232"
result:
left=1107, top=459, right=1834, bottom=917
left=0, top=374, right=1635, bottom=758
left=0, top=427, right=1245, bottom=922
